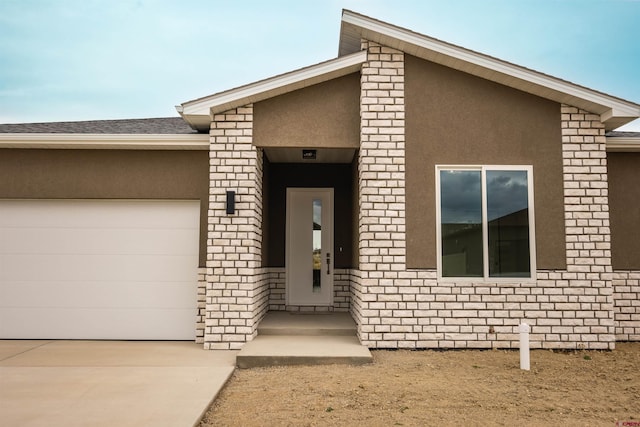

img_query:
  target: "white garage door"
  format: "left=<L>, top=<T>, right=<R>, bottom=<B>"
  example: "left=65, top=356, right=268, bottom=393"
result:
left=0, top=200, right=200, bottom=340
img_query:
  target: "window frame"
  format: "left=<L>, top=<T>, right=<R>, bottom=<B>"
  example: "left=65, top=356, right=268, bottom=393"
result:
left=435, top=165, right=537, bottom=282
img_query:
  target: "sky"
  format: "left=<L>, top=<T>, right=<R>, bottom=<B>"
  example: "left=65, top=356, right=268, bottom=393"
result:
left=1, top=0, right=639, bottom=130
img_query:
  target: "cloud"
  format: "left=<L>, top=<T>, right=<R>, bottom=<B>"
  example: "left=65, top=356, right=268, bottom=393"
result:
left=440, top=169, right=529, bottom=224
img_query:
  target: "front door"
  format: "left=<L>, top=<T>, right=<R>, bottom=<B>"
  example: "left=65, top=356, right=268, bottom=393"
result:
left=286, top=188, right=333, bottom=306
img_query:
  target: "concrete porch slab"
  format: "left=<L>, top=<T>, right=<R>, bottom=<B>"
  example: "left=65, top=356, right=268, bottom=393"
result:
left=236, top=335, right=373, bottom=368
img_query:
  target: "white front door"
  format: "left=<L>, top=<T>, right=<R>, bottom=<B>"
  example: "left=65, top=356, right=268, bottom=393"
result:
left=286, top=188, right=333, bottom=306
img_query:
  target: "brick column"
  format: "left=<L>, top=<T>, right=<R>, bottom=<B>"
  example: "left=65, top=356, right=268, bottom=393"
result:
left=354, top=41, right=407, bottom=346
left=560, top=105, right=615, bottom=349
left=204, top=105, right=268, bottom=350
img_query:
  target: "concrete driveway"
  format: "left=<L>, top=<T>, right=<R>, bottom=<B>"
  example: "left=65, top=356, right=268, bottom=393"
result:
left=0, top=340, right=236, bottom=427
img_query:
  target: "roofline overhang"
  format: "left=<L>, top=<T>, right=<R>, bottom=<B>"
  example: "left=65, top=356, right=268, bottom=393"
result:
left=606, top=136, right=640, bottom=152
left=339, top=10, right=640, bottom=131
left=0, top=133, right=210, bottom=150
left=177, top=50, right=367, bottom=132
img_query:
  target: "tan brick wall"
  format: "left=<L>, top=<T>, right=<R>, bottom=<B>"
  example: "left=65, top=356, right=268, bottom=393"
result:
left=204, top=105, right=268, bottom=350
left=354, top=40, right=407, bottom=345
left=197, top=39, right=631, bottom=350
left=348, top=40, right=617, bottom=350
left=614, top=270, right=640, bottom=340
left=268, top=268, right=350, bottom=312
left=195, top=267, right=206, bottom=344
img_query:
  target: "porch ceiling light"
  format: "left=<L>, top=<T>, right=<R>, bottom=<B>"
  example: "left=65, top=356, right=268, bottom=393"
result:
left=302, top=149, right=317, bottom=160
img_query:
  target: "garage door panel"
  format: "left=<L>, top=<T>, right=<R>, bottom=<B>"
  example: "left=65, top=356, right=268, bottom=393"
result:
left=0, top=307, right=196, bottom=340
left=0, top=200, right=200, bottom=340
left=2, top=254, right=198, bottom=282
left=0, top=200, right=198, bottom=229
left=1, top=281, right=197, bottom=309
left=1, top=227, right=199, bottom=256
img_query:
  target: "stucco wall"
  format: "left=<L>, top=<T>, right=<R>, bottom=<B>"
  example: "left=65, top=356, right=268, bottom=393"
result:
left=608, top=152, right=640, bottom=270
left=404, top=54, right=565, bottom=270
left=254, top=73, right=360, bottom=149
left=0, top=149, right=209, bottom=266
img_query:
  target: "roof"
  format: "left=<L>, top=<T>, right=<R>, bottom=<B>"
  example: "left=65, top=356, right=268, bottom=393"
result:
left=0, top=117, right=199, bottom=134
left=177, top=51, right=366, bottom=131
left=0, top=117, right=209, bottom=150
left=606, top=131, right=640, bottom=152
left=178, top=9, right=640, bottom=132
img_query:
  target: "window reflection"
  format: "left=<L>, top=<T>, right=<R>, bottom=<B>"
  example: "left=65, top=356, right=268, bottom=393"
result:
left=312, top=199, right=321, bottom=292
left=487, top=171, right=530, bottom=277
left=440, top=170, right=483, bottom=277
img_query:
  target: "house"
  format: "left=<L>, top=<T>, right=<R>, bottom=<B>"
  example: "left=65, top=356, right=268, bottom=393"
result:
left=1, top=10, right=639, bottom=350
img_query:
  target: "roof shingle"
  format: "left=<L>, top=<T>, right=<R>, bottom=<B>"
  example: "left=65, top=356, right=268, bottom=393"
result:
left=0, top=117, right=199, bottom=134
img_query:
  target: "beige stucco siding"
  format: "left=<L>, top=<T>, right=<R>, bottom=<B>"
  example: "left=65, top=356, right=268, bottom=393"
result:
left=404, top=54, right=565, bottom=270
left=608, top=152, right=640, bottom=270
left=254, top=73, right=360, bottom=148
left=0, top=149, right=209, bottom=266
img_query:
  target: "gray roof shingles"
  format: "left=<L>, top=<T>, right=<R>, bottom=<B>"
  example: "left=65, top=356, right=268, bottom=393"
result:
left=0, top=117, right=200, bottom=134
left=606, top=131, right=640, bottom=138
left=1, top=117, right=637, bottom=138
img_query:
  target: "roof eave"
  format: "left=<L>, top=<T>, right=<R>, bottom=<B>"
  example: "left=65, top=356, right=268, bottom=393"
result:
left=0, top=133, right=210, bottom=150
left=606, top=136, right=640, bottom=152
left=340, top=10, right=640, bottom=131
left=178, top=51, right=367, bottom=132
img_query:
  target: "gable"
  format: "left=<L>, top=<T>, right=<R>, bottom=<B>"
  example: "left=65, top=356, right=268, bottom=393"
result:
left=254, top=73, right=360, bottom=151
left=404, top=54, right=565, bottom=270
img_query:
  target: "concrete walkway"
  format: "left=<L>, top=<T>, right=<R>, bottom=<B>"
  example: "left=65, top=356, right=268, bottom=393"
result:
left=0, top=340, right=236, bottom=427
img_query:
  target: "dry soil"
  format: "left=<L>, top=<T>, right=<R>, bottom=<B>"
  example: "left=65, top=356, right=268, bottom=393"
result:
left=200, top=343, right=640, bottom=426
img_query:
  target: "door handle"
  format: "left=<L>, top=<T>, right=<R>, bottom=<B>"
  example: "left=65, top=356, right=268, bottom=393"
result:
left=326, top=253, right=331, bottom=274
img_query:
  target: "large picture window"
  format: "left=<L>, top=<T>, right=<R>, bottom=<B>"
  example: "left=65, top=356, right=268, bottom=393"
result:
left=436, top=166, right=535, bottom=280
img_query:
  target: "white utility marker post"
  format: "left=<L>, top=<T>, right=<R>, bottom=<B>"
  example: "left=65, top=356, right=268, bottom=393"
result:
left=519, top=323, right=530, bottom=371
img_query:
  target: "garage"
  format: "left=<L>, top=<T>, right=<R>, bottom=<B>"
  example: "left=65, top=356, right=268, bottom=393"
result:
left=0, top=199, right=200, bottom=340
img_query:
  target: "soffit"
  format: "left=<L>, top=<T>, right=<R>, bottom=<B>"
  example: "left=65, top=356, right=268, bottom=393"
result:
left=339, top=10, right=640, bottom=131
left=264, top=147, right=356, bottom=164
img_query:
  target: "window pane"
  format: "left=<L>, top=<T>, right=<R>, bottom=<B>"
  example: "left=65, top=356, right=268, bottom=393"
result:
left=486, top=170, right=530, bottom=277
left=440, top=170, right=483, bottom=277
left=312, top=199, right=322, bottom=292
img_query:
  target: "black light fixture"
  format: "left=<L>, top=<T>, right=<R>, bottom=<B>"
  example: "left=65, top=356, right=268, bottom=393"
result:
left=226, top=190, right=236, bottom=214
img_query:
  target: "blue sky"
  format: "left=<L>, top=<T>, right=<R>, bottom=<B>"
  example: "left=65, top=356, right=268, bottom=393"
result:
left=1, top=0, right=639, bottom=130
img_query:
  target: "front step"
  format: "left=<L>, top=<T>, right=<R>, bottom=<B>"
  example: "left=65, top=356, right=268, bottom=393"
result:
left=236, top=335, right=372, bottom=368
left=236, top=312, right=373, bottom=368
left=257, top=312, right=357, bottom=336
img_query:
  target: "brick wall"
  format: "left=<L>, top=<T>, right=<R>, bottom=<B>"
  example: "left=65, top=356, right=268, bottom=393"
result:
left=354, top=40, right=407, bottom=344
left=196, top=39, right=633, bottom=350
left=614, top=270, right=640, bottom=340
left=268, top=268, right=350, bottom=311
left=196, top=267, right=206, bottom=344
left=349, top=41, right=617, bottom=350
left=204, top=105, right=268, bottom=350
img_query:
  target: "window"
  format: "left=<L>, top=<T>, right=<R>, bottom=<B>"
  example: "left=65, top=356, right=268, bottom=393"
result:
left=436, top=166, right=535, bottom=280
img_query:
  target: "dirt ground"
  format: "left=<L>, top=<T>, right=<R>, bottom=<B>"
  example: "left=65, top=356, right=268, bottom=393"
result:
left=200, top=343, right=640, bottom=427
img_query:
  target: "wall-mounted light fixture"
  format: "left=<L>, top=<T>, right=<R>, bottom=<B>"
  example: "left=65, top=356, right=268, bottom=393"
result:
left=226, top=190, right=236, bottom=215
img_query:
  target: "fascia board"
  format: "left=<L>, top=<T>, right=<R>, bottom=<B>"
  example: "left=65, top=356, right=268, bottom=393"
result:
left=341, top=11, right=640, bottom=126
left=180, top=51, right=367, bottom=117
left=606, top=136, right=640, bottom=152
left=0, top=133, right=210, bottom=150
